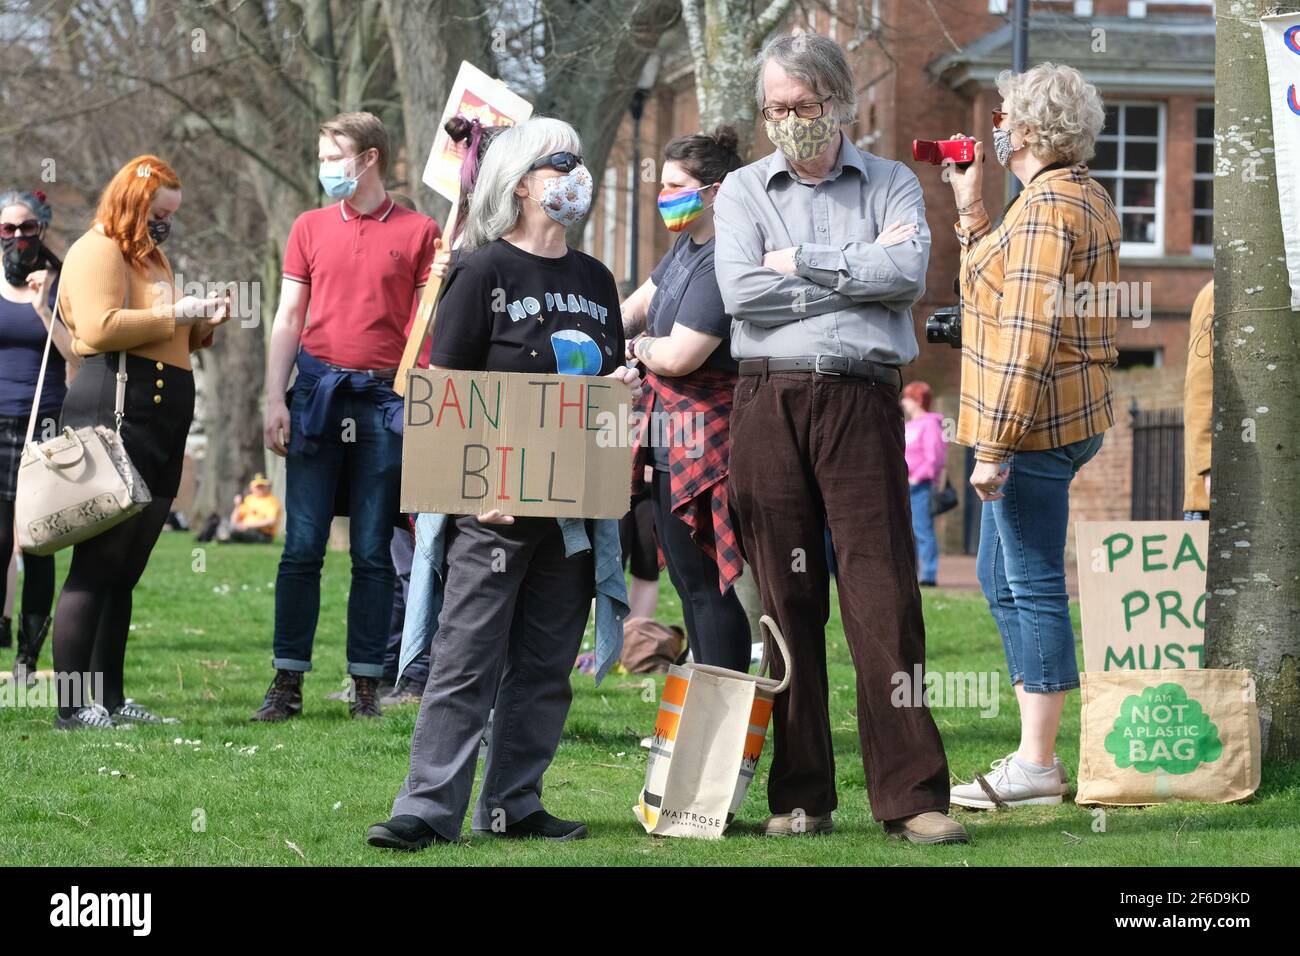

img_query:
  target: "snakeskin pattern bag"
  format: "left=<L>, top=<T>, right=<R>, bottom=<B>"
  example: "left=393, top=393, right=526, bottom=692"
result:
left=15, top=292, right=151, bottom=556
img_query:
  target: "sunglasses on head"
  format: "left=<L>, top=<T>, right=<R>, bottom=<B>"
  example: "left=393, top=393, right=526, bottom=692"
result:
left=0, top=219, right=40, bottom=239
left=528, top=151, right=583, bottom=174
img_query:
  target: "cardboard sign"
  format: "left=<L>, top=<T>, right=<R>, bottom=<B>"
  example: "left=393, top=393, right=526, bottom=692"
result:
left=420, top=61, right=533, bottom=201
left=1075, top=521, right=1210, bottom=673
left=400, top=369, right=633, bottom=519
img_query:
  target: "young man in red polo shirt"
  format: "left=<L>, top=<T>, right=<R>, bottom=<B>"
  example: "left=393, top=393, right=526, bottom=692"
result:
left=253, top=111, right=440, bottom=721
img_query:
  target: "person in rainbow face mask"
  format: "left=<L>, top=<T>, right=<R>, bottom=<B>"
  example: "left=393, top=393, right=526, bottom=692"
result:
left=621, top=127, right=750, bottom=673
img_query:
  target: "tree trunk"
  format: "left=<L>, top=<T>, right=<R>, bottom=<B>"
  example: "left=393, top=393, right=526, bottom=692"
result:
left=682, top=0, right=796, bottom=160
left=1207, top=0, right=1300, bottom=760
left=381, top=0, right=497, bottom=218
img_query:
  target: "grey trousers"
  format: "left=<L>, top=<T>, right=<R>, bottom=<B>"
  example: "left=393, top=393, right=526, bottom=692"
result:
left=390, top=515, right=594, bottom=839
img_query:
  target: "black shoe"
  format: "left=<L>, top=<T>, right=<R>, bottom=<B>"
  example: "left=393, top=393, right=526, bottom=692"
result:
left=350, top=676, right=383, bottom=718
left=13, top=614, right=50, bottom=686
left=476, top=809, right=588, bottom=841
left=250, top=670, right=304, bottom=722
left=919, top=580, right=938, bottom=588
left=366, top=815, right=450, bottom=851
left=0, top=614, right=11, bottom=649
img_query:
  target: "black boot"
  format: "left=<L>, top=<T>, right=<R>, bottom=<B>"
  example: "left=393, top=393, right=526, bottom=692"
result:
left=0, top=614, right=11, bottom=649
left=249, top=669, right=304, bottom=722
left=13, top=614, right=50, bottom=686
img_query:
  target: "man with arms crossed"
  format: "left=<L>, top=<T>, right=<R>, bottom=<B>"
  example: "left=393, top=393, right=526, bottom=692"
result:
left=714, top=33, right=967, bottom=844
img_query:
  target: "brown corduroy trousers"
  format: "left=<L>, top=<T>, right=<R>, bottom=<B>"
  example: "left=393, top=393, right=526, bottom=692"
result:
left=728, top=371, right=951, bottom=822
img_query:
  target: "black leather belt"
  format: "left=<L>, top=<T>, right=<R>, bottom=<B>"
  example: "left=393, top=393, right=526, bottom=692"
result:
left=737, top=355, right=902, bottom=388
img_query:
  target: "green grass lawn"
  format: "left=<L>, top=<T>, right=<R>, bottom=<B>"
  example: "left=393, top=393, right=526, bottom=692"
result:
left=2, top=532, right=1296, bottom=867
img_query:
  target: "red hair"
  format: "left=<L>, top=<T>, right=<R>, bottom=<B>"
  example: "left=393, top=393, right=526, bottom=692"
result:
left=93, top=155, right=181, bottom=267
left=902, top=380, right=933, bottom=411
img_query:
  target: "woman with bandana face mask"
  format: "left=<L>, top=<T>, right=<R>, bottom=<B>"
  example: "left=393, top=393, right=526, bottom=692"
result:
left=943, top=64, right=1120, bottom=811
left=0, top=189, right=78, bottom=680
left=368, top=117, right=642, bottom=852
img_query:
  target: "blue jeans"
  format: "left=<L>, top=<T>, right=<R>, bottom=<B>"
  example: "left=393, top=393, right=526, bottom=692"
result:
left=909, top=479, right=938, bottom=583
left=976, top=434, right=1104, bottom=693
left=272, top=386, right=403, bottom=677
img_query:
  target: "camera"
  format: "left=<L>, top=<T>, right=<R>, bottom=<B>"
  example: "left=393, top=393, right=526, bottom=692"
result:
left=926, top=304, right=962, bottom=349
left=912, top=138, right=976, bottom=167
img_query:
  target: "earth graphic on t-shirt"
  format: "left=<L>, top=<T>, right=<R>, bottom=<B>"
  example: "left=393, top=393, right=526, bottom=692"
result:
left=550, top=329, right=604, bottom=375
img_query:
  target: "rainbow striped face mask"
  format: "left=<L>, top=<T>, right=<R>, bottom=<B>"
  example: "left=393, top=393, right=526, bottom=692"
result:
left=657, top=185, right=709, bottom=232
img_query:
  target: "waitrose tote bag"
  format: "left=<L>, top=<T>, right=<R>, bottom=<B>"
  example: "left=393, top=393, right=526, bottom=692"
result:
left=1076, top=668, right=1261, bottom=806
left=634, top=615, right=791, bottom=838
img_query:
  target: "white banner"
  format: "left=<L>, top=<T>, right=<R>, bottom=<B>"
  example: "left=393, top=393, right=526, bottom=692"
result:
left=1261, top=12, right=1300, bottom=310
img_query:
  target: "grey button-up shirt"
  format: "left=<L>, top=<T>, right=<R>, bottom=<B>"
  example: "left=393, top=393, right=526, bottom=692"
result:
left=713, top=136, right=930, bottom=366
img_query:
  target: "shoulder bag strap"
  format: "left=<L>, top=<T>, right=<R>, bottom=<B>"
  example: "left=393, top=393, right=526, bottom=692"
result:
left=24, top=291, right=59, bottom=446
left=24, top=275, right=132, bottom=446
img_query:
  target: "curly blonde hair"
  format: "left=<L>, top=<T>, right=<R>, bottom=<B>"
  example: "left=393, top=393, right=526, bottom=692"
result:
left=997, top=62, right=1105, bottom=165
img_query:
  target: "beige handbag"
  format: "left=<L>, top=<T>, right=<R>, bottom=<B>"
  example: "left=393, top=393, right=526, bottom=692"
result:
left=15, top=293, right=151, bottom=556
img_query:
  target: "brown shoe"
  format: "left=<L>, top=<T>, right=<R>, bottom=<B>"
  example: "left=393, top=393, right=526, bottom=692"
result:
left=350, top=676, right=383, bottom=719
left=884, top=811, right=970, bottom=845
left=249, top=670, right=303, bottom=722
left=763, top=811, right=834, bottom=837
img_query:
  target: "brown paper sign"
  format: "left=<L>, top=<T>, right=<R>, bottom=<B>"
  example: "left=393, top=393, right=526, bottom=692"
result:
left=400, top=368, right=633, bottom=519
left=1074, top=521, right=1210, bottom=673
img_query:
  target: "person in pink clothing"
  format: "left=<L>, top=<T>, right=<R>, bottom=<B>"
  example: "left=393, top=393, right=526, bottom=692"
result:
left=902, top=381, right=946, bottom=586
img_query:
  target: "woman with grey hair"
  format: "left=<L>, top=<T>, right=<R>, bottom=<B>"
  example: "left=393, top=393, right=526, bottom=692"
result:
left=942, top=62, right=1120, bottom=809
left=0, top=188, right=77, bottom=681
left=368, top=117, right=640, bottom=851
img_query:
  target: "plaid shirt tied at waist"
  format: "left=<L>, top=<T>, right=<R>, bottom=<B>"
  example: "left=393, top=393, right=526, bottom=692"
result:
left=630, top=367, right=742, bottom=594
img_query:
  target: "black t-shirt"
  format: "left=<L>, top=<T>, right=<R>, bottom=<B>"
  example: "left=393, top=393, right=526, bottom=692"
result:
left=645, top=235, right=736, bottom=374
left=429, top=238, right=624, bottom=376
left=645, top=235, right=736, bottom=470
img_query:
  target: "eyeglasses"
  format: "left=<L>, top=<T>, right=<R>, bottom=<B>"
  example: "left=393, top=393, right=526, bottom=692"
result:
left=0, top=219, right=40, bottom=239
left=991, top=109, right=1008, bottom=129
left=528, top=151, right=584, bottom=174
left=762, top=96, right=831, bottom=123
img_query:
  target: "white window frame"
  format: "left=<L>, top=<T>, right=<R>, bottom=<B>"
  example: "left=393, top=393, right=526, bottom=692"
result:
left=1092, top=100, right=1166, bottom=258
left=1193, top=103, right=1214, bottom=259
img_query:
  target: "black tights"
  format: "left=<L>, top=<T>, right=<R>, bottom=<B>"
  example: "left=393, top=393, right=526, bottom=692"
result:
left=53, top=496, right=172, bottom=717
left=0, top=498, right=55, bottom=619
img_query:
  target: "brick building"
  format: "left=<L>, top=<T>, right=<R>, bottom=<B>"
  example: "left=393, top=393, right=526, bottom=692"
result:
left=584, top=0, right=1214, bottom=553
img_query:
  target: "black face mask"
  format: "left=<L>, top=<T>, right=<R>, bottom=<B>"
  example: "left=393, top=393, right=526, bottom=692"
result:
left=1, top=234, right=44, bottom=287
left=148, top=218, right=171, bottom=245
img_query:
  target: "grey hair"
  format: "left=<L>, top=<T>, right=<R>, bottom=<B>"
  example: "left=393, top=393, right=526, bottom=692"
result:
left=461, top=117, right=584, bottom=252
left=997, top=62, right=1105, bottom=164
left=0, top=189, right=52, bottom=226
left=752, top=32, right=858, bottom=125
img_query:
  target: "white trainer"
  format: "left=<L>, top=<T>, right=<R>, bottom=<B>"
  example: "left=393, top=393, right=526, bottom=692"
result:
left=951, top=752, right=1070, bottom=809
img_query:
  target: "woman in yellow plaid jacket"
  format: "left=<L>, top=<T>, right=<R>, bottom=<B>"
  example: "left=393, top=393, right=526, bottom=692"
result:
left=941, top=62, right=1120, bottom=811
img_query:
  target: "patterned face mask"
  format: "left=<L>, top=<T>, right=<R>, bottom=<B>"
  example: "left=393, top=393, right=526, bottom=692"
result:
left=993, top=127, right=1018, bottom=168
left=765, top=112, right=840, bottom=163
left=531, top=165, right=593, bottom=227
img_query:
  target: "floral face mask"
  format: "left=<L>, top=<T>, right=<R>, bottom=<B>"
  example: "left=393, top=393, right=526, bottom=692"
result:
left=530, top=165, right=594, bottom=227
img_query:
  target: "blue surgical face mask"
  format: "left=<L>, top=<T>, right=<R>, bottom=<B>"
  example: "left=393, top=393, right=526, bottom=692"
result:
left=319, top=155, right=364, bottom=199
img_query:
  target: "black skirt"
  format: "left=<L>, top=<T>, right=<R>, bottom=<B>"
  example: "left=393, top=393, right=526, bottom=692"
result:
left=60, top=353, right=195, bottom=499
